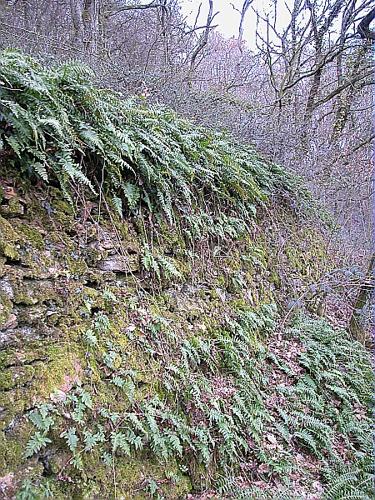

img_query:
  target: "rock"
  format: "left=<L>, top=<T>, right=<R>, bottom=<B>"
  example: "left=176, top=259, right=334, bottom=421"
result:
left=0, top=325, right=54, bottom=347
left=0, top=199, right=25, bottom=217
left=50, top=389, right=67, bottom=404
left=98, top=254, right=139, bottom=273
left=0, top=473, right=15, bottom=499
left=94, top=229, right=117, bottom=251
left=0, top=313, right=17, bottom=331
left=17, top=305, right=47, bottom=325
left=0, top=216, right=21, bottom=260
left=0, top=279, right=14, bottom=300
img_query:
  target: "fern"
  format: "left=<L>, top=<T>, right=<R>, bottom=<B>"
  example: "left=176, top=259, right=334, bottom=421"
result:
left=83, top=426, right=105, bottom=452
left=22, top=298, right=373, bottom=498
left=61, top=427, right=79, bottom=453
left=28, top=404, right=54, bottom=433
left=25, top=432, right=52, bottom=458
left=122, top=182, right=140, bottom=211
left=0, top=49, right=301, bottom=240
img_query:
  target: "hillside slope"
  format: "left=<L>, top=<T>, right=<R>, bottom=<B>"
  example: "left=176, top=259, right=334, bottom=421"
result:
left=0, top=52, right=373, bottom=499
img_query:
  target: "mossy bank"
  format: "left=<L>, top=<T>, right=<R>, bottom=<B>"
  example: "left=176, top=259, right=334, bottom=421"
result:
left=0, top=52, right=373, bottom=499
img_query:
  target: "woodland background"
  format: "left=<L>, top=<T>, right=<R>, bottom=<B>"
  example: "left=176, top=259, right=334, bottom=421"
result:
left=0, top=0, right=374, bottom=266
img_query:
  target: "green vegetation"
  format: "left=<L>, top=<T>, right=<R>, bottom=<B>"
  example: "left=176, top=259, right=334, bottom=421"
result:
left=21, top=303, right=373, bottom=498
left=0, top=50, right=302, bottom=240
left=0, top=50, right=372, bottom=499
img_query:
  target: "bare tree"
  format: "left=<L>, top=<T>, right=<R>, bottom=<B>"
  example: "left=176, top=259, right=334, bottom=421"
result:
left=358, top=6, right=375, bottom=40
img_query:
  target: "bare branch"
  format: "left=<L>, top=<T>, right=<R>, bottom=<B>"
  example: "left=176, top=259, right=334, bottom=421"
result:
left=358, top=7, right=375, bottom=40
left=238, top=0, right=253, bottom=44
left=190, top=0, right=218, bottom=70
left=109, top=1, right=166, bottom=18
left=313, top=70, right=374, bottom=109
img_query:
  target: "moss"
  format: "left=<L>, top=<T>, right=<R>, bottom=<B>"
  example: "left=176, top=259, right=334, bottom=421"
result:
left=0, top=256, right=5, bottom=277
left=0, top=173, right=335, bottom=497
left=17, top=224, right=45, bottom=251
left=65, top=254, right=89, bottom=277
left=13, top=279, right=60, bottom=306
left=52, top=198, right=75, bottom=216
left=229, top=297, right=249, bottom=311
left=0, top=215, right=21, bottom=259
left=269, top=269, right=281, bottom=288
left=79, top=455, right=192, bottom=498
left=215, top=275, right=226, bottom=288
left=155, top=220, right=187, bottom=253
left=285, top=232, right=327, bottom=281
left=0, top=431, right=27, bottom=474
left=0, top=341, right=85, bottom=474
left=0, top=292, right=13, bottom=327
left=0, top=196, right=24, bottom=217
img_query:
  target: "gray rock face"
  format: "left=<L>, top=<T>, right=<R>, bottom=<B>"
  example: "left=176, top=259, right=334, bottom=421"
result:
left=0, top=325, right=47, bottom=347
left=0, top=313, right=17, bottom=331
left=98, top=254, right=139, bottom=273
left=0, top=279, right=14, bottom=300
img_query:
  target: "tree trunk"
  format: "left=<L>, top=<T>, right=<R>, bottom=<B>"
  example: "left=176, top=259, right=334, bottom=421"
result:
left=349, top=253, right=375, bottom=344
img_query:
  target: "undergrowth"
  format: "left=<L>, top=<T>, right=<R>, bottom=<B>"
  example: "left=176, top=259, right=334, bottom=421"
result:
left=0, top=50, right=302, bottom=240
left=1, top=48, right=371, bottom=500
left=23, top=295, right=373, bottom=498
